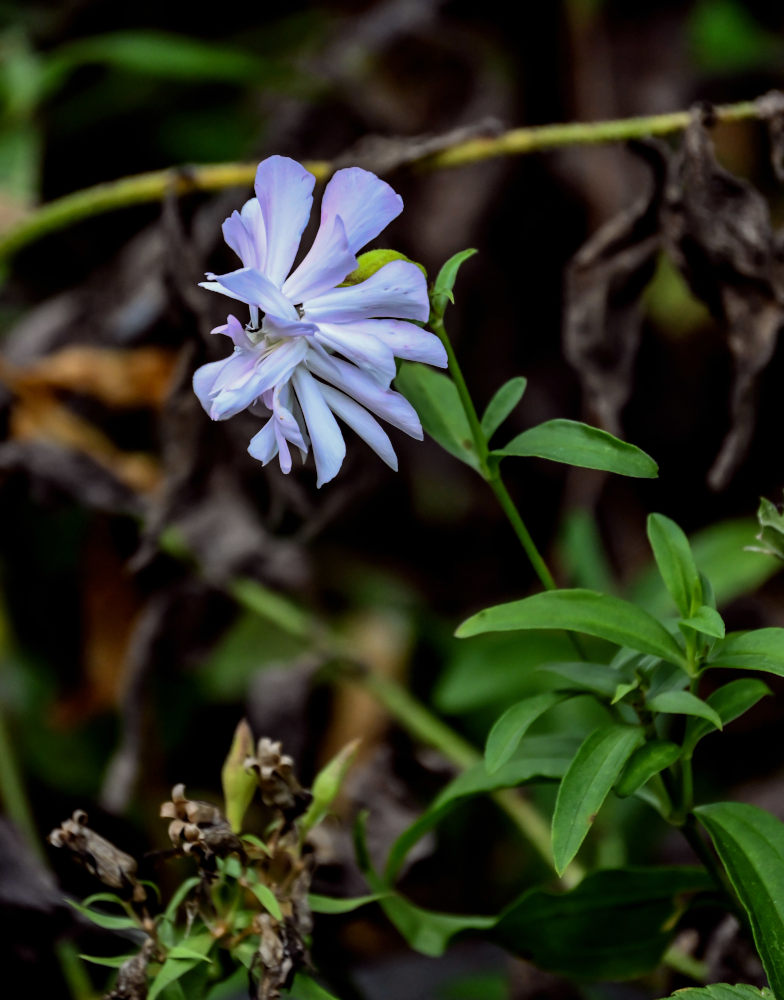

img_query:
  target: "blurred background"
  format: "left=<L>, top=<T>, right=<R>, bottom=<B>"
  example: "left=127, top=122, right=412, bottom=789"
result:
left=3, top=0, right=784, bottom=996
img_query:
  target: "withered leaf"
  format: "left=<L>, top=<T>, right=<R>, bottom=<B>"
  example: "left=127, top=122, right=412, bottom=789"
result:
left=563, top=139, right=669, bottom=436
left=663, top=105, right=784, bottom=489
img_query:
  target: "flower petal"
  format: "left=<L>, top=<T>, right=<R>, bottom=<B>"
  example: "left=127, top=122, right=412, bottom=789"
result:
left=314, top=321, right=397, bottom=386
left=250, top=338, right=309, bottom=399
left=306, top=351, right=422, bottom=439
left=319, top=167, right=403, bottom=254
left=248, top=419, right=278, bottom=464
left=282, top=214, right=357, bottom=304
left=222, top=210, right=258, bottom=269
left=292, top=368, right=346, bottom=487
left=212, top=314, right=252, bottom=349
left=271, top=383, right=308, bottom=451
left=354, top=319, right=448, bottom=367
left=210, top=268, right=299, bottom=321
left=304, top=260, right=429, bottom=324
left=320, top=383, right=398, bottom=471
left=193, top=359, right=228, bottom=415
left=240, top=197, right=266, bottom=267
left=254, top=156, right=315, bottom=287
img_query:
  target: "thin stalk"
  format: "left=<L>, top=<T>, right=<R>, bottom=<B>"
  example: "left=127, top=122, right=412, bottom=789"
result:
left=430, top=314, right=557, bottom=593
left=0, top=97, right=769, bottom=262
left=0, top=703, right=93, bottom=999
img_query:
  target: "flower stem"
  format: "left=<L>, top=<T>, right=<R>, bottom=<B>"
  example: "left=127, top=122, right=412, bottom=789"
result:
left=0, top=96, right=770, bottom=263
left=485, top=475, right=557, bottom=592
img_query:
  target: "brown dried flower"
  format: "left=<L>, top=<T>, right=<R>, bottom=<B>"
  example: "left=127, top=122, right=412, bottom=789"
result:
left=159, top=784, right=245, bottom=865
left=244, top=738, right=312, bottom=824
left=48, top=810, right=145, bottom=903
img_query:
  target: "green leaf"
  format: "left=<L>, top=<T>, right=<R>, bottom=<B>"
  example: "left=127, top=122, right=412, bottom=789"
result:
left=494, top=419, right=658, bottom=478
left=679, top=606, right=725, bottom=640
left=221, top=717, right=257, bottom=833
left=631, top=518, right=782, bottom=616
left=286, top=975, right=344, bottom=1000
left=163, top=877, right=201, bottom=923
left=485, top=692, right=567, bottom=773
left=494, top=867, right=712, bottom=979
left=148, top=933, right=214, bottom=1000
left=354, top=813, right=494, bottom=957
left=395, top=363, right=479, bottom=470
left=661, top=985, right=773, bottom=1000
left=430, top=248, right=477, bottom=319
left=385, top=736, right=579, bottom=883
left=552, top=726, right=644, bottom=874
left=708, top=628, right=784, bottom=677
left=696, top=802, right=784, bottom=998
left=66, top=899, right=136, bottom=931
left=615, top=741, right=681, bottom=797
left=79, top=953, right=138, bottom=968
left=647, top=513, right=702, bottom=617
left=690, top=0, right=780, bottom=73
left=308, top=893, right=389, bottom=914
left=47, top=31, right=273, bottom=85
left=480, top=377, right=527, bottom=440
left=248, top=883, right=282, bottom=921
left=750, top=494, right=784, bottom=561
left=457, top=589, right=687, bottom=668
left=166, top=946, right=213, bottom=963
left=536, top=661, right=624, bottom=698
left=81, top=892, right=128, bottom=909
left=646, top=690, right=722, bottom=729
left=684, top=678, right=771, bottom=755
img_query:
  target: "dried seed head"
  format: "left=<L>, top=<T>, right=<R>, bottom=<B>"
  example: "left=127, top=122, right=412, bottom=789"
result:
left=244, top=738, right=312, bottom=823
left=160, top=786, right=245, bottom=865
left=48, top=810, right=145, bottom=902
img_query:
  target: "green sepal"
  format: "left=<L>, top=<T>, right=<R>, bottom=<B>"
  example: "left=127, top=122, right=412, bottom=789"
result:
left=430, top=248, right=477, bottom=320
left=341, top=249, right=426, bottom=286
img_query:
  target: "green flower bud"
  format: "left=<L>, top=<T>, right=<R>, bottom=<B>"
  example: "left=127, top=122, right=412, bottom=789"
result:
left=221, top=718, right=258, bottom=833
left=341, top=249, right=427, bottom=286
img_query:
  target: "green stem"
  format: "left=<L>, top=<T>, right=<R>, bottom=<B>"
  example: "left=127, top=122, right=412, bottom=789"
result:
left=227, top=577, right=582, bottom=886
left=0, top=97, right=768, bottom=262
left=486, top=475, right=557, bottom=592
left=0, top=702, right=93, bottom=999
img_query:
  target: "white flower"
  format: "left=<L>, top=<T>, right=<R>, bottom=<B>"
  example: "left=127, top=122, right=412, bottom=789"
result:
left=193, top=155, right=447, bottom=486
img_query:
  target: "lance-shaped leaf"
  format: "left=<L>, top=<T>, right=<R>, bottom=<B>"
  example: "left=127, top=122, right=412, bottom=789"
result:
left=683, top=678, right=771, bottom=755
left=708, top=628, right=784, bottom=676
left=658, top=986, right=772, bottom=1000
left=485, top=692, right=568, bottom=773
left=615, top=741, right=681, bottom=798
left=493, top=866, right=712, bottom=979
left=308, top=893, right=390, bottom=915
left=696, top=801, right=784, bottom=998
left=430, top=248, right=477, bottom=319
left=536, top=661, right=626, bottom=699
left=395, top=363, right=479, bottom=470
left=552, top=725, right=644, bottom=875
left=148, top=933, right=215, bottom=1000
left=679, top=606, right=725, bottom=640
left=385, top=735, right=580, bottom=884
left=494, top=419, right=658, bottom=478
left=457, top=589, right=688, bottom=668
left=481, top=377, right=527, bottom=439
left=647, top=513, right=702, bottom=616
left=646, top=690, right=723, bottom=730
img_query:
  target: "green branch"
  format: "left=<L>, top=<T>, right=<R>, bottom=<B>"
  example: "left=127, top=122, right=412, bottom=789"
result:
left=0, top=97, right=769, bottom=263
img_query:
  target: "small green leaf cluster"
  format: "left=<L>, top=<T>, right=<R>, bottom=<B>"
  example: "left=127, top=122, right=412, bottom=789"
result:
left=55, top=727, right=364, bottom=1000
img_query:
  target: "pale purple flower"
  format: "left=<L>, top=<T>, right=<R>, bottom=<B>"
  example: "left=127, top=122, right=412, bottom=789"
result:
left=193, top=155, right=447, bottom=487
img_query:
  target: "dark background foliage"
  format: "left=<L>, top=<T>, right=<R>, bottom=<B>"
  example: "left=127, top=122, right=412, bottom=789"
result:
left=3, top=1, right=784, bottom=997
